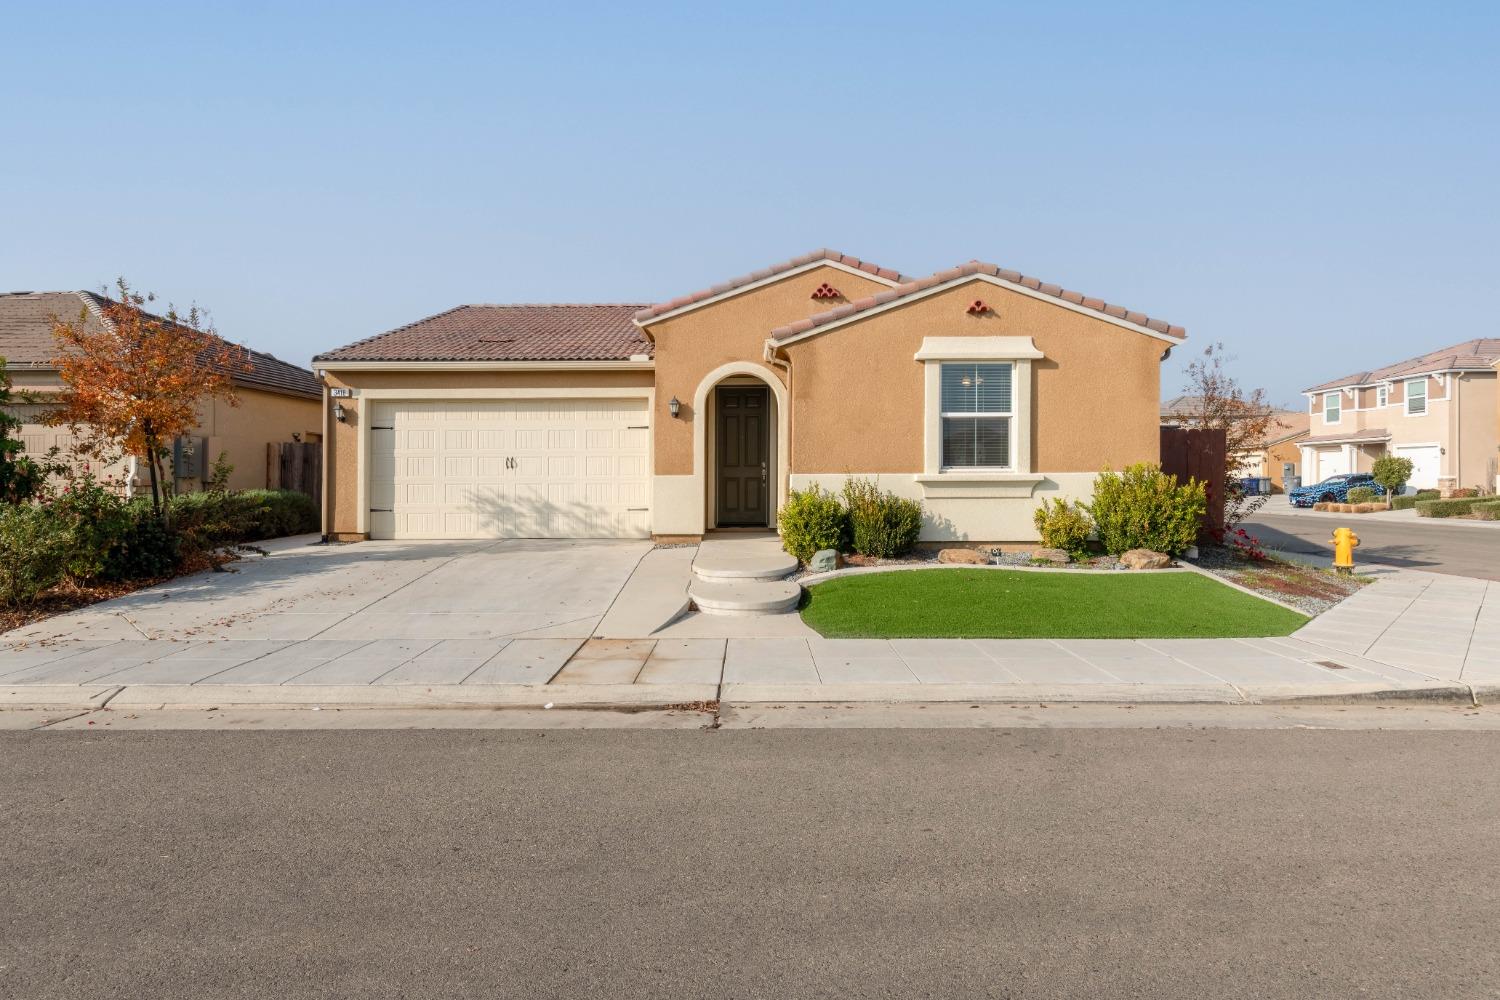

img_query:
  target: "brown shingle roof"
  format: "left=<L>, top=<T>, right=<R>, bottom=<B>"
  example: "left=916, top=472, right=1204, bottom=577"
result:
left=1304, top=338, right=1500, bottom=393
left=0, top=290, right=319, bottom=399
left=768, top=261, right=1187, bottom=343
left=633, top=249, right=910, bottom=323
left=314, top=304, right=652, bottom=363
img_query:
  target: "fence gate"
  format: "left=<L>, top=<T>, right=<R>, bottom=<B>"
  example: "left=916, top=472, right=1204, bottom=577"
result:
left=271, top=441, right=322, bottom=506
left=1159, top=426, right=1226, bottom=538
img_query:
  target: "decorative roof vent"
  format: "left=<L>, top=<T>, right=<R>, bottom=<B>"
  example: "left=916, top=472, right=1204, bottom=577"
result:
left=966, top=299, right=991, bottom=315
left=811, top=282, right=843, bottom=300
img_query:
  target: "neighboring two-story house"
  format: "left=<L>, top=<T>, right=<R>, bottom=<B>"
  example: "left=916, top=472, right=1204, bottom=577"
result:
left=1301, top=339, right=1499, bottom=492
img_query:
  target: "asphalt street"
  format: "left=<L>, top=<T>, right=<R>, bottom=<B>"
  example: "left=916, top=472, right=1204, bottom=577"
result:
left=1246, top=510, right=1500, bottom=580
left=4, top=728, right=1499, bottom=999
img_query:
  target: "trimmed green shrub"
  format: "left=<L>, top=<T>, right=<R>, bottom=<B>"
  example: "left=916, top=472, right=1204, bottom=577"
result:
left=1391, top=489, right=1439, bottom=511
left=1032, top=498, right=1093, bottom=559
left=1471, top=500, right=1500, bottom=521
left=778, top=486, right=847, bottom=562
left=1346, top=486, right=1377, bottom=504
left=841, top=478, right=923, bottom=558
left=47, top=476, right=132, bottom=582
left=1086, top=463, right=1207, bottom=556
left=1415, top=497, right=1483, bottom=518
left=238, top=489, right=319, bottom=540
left=103, top=503, right=181, bottom=581
left=0, top=504, right=72, bottom=605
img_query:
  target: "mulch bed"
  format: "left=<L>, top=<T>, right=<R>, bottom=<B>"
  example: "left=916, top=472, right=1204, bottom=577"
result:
left=1187, top=545, right=1367, bottom=616
left=0, top=578, right=159, bottom=637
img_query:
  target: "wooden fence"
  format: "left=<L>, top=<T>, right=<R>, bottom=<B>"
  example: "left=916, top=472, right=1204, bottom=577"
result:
left=1160, top=426, right=1226, bottom=538
left=269, top=441, right=321, bottom=506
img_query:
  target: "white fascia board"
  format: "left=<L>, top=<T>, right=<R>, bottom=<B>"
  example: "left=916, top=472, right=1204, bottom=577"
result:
left=315, top=360, right=654, bottom=372
left=632, top=259, right=901, bottom=329
left=914, top=336, right=1044, bottom=361
left=773, top=273, right=1185, bottom=348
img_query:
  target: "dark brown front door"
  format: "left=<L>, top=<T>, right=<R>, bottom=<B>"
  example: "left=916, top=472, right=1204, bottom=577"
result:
left=715, top=386, right=769, bottom=527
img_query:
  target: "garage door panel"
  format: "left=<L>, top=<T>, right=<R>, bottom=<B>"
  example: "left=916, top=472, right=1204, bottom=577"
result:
left=369, top=398, right=651, bottom=540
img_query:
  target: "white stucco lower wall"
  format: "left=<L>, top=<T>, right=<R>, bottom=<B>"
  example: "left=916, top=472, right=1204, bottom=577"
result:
left=790, top=472, right=1098, bottom=543
left=652, top=474, right=702, bottom=535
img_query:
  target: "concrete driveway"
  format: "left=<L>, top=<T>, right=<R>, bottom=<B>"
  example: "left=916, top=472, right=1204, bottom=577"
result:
left=6, top=536, right=652, bottom=644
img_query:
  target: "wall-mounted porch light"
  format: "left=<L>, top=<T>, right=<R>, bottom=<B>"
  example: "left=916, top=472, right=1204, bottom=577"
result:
left=668, top=396, right=681, bottom=418
left=334, top=402, right=348, bottom=423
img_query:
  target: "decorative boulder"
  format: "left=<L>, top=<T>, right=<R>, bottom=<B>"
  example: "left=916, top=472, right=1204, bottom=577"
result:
left=1030, top=548, right=1071, bottom=566
left=938, top=547, right=988, bottom=565
left=1120, top=548, right=1172, bottom=570
left=808, top=548, right=838, bottom=573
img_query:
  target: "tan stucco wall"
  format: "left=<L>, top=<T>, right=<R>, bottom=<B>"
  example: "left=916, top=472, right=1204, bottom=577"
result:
left=195, top=388, right=322, bottom=492
left=1454, top=371, right=1498, bottom=490
left=642, top=264, right=892, bottom=476
left=4, top=368, right=319, bottom=492
left=781, top=279, right=1166, bottom=473
left=321, top=368, right=655, bottom=537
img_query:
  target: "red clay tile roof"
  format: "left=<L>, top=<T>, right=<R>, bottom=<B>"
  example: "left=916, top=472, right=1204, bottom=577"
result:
left=1303, top=339, right=1500, bottom=393
left=314, top=304, right=653, bottom=363
left=769, top=261, right=1187, bottom=343
left=0, top=290, right=320, bottom=398
left=633, top=249, right=910, bottom=323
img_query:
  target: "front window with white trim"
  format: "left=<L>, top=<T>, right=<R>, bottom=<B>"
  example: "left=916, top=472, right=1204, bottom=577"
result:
left=1323, top=391, right=1341, bottom=423
left=940, top=363, right=1012, bottom=469
left=1406, top=378, right=1427, bottom=415
left=1376, top=384, right=1388, bottom=407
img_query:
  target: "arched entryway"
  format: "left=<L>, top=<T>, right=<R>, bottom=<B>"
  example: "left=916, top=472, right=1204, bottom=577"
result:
left=692, top=362, right=789, bottom=531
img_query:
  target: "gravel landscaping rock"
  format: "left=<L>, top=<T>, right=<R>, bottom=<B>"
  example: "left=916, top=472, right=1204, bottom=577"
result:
left=1186, top=545, right=1366, bottom=616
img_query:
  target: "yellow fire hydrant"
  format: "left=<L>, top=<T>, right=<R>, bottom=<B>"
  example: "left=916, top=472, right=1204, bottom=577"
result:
left=1331, top=526, right=1360, bottom=574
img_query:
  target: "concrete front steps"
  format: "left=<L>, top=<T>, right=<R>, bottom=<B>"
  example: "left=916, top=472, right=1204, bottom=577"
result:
left=688, top=534, right=801, bottom=616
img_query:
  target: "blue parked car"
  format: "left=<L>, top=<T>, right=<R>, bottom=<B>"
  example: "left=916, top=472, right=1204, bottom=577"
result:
left=1288, top=472, right=1387, bottom=507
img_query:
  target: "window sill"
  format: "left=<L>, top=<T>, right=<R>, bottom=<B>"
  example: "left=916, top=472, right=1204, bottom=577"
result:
left=915, top=472, right=1045, bottom=499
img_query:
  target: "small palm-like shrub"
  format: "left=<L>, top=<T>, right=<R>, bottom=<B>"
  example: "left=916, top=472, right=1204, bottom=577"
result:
left=1033, top=498, right=1093, bottom=559
left=841, top=478, right=923, bottom=558
left=778, top=486, right=847, bottom=562
left=1087, top=463, right=1207, bottom=556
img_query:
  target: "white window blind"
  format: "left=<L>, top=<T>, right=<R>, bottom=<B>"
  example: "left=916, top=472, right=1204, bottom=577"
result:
left=940, top=363, right=1012, bottom=468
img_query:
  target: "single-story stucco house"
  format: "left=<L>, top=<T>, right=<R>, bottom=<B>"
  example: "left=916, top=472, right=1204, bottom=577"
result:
left=0, top=290, right=322, bottom=493
left=313, top=250, right=1186, bottom=543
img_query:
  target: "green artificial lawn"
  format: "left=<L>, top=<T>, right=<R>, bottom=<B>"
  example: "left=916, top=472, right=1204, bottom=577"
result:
left=800, top=569, right=1309, bottom=639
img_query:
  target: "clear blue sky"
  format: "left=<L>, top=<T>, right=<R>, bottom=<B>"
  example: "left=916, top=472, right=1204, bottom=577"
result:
left=5, top=1, right=1495, bottom=405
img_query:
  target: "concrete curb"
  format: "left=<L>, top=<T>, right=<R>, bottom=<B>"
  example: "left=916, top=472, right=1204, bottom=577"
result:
left=1172, top=560, right=1312, bottom=616
left=1242, top=682, right=1477, bottom=706
left=0, top=684, right=121, bottom=711
left=720, top=682, right=1246, bottom=704
left=102, top=683, right=719, bottom=711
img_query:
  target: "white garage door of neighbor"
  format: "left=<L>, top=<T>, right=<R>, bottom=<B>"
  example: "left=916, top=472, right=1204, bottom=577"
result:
left=1395, top=444, right=1441, bottom=490
left=368, top=399, right=651, bottom=539
left=1316, top=449, right=1349, bottom=481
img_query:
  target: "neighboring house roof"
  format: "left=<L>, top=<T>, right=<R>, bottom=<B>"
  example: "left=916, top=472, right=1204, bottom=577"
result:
left=1304, top=338, right=1500, bottom=393
left=1301, top=428, right=1391, bottom=446
left=769, top=261, right=1187, bottom=344
left=1259, top=411, right=1310, bottom=447
left=633, top=249, right=910, bottom=324
left=0, top=290, right=320, bottom=399
left=314, top=304, right=652, bottom=363
left=1160, top=394, right=1278, bottom=420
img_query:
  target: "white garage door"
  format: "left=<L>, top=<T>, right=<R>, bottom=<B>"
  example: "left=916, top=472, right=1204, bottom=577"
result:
left=1394, top=444, right=1441, bottom=490
left=1316, top=448, right=1349, bottom=481
left=368, top=399, right=650, bottom=539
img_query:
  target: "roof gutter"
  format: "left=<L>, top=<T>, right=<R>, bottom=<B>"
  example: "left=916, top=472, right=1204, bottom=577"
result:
left=313, top=359, right=654, bottom=372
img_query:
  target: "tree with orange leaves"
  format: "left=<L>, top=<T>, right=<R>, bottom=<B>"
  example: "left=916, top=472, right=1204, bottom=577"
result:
left=49, top=279, right=251, bottom=516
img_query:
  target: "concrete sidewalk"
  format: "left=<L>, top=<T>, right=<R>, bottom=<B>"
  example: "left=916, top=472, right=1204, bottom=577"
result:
left=4, top=568, right=1494, bottom=712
